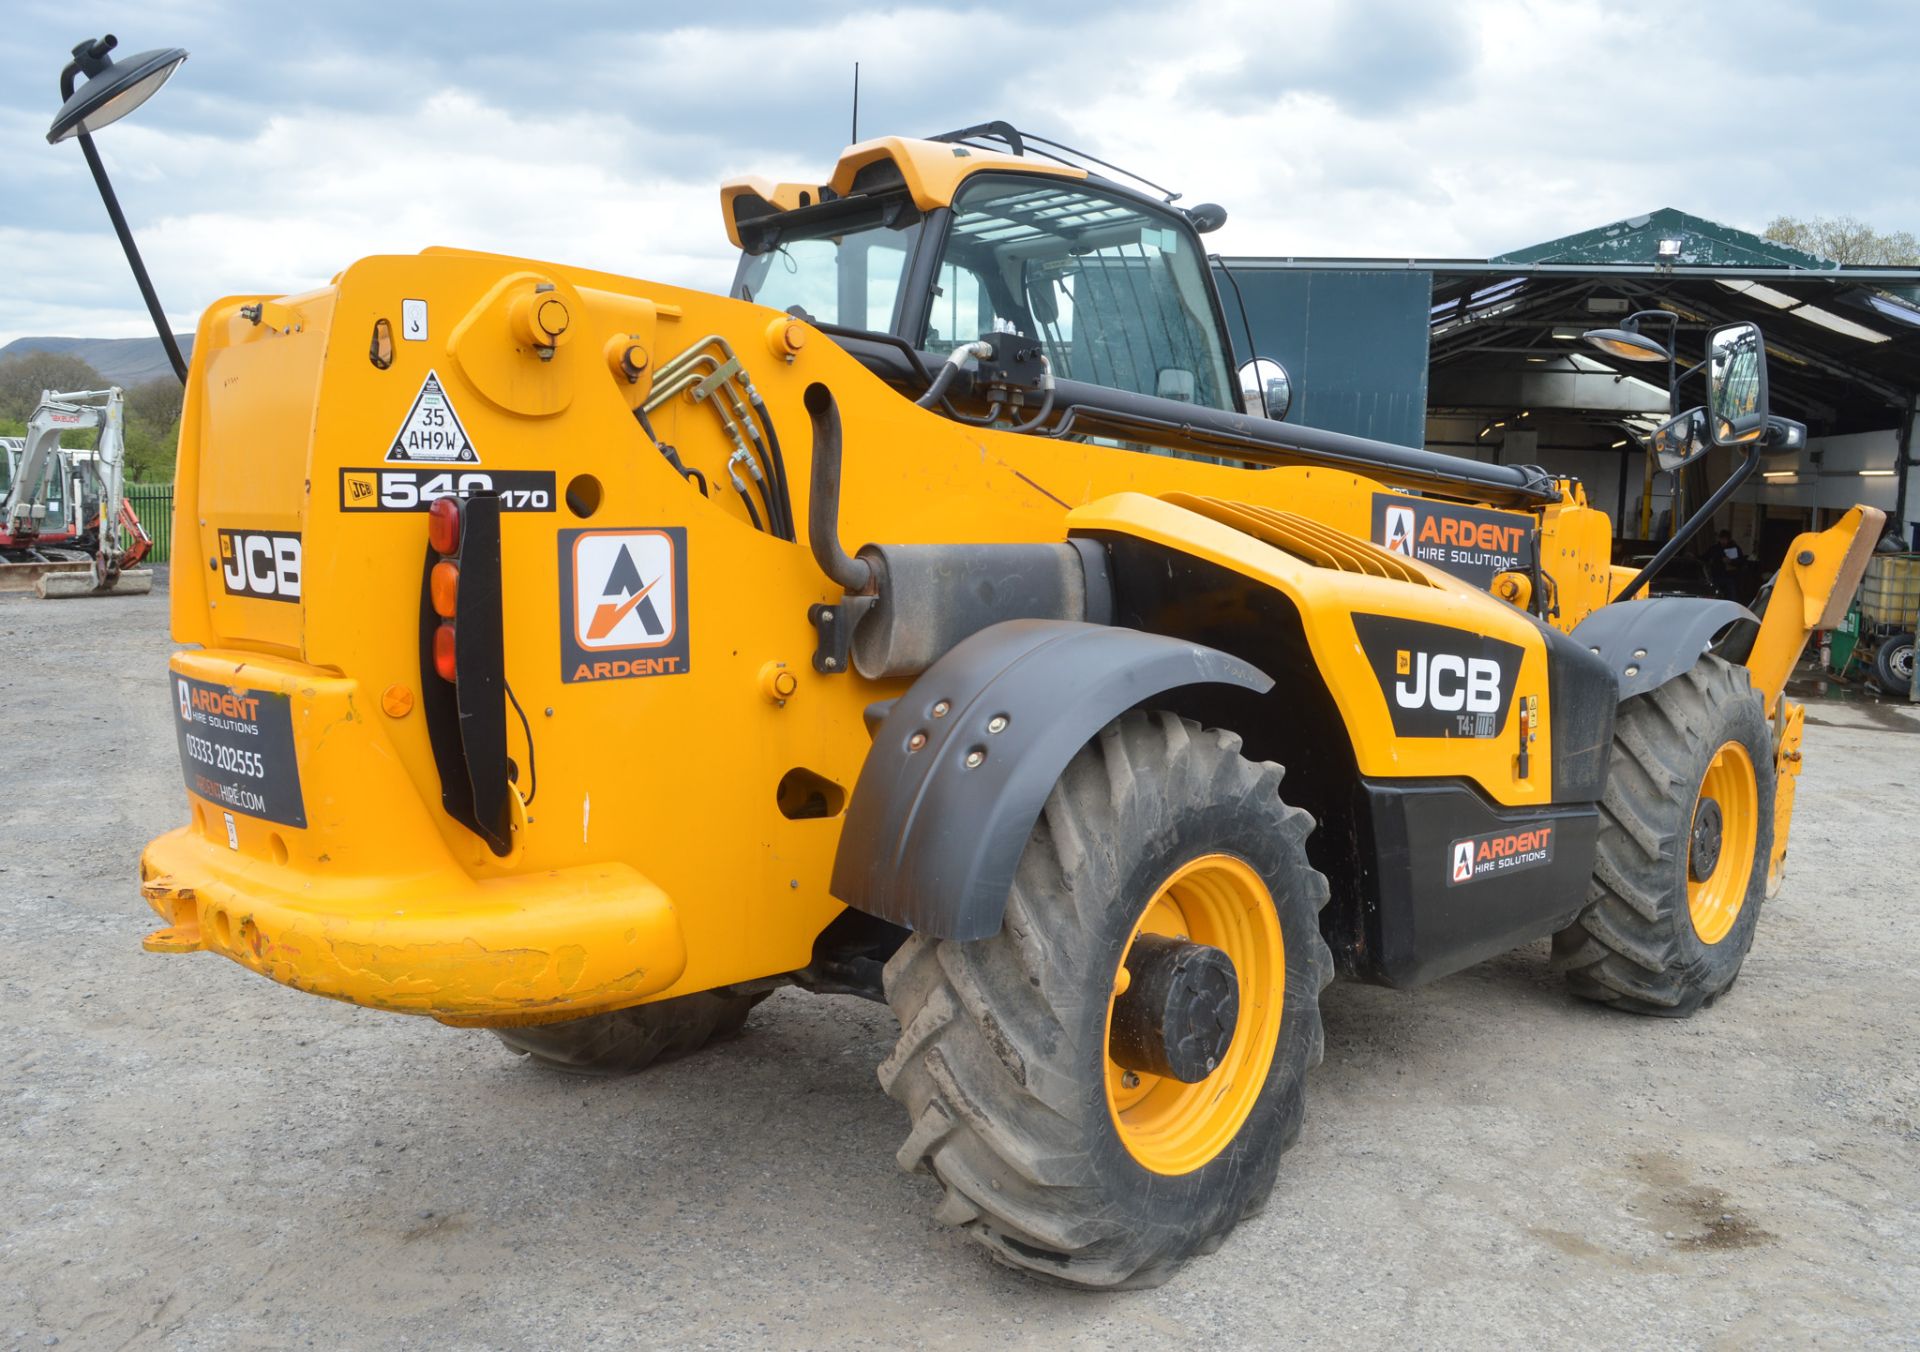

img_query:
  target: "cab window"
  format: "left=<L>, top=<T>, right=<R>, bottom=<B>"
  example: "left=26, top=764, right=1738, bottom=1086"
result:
left=926, top=174, right=1234, bottom=411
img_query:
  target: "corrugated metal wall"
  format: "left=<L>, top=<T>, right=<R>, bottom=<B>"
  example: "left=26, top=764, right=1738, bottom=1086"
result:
left=1214, top=265, right=1433, bottom=449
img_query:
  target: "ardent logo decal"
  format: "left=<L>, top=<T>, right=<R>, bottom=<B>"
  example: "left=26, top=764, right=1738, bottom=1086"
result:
left=1448, top=824, right=1556, bottom=885
left=1370, top=493, right=1536, bottom=587
left=1352, top=613, right=1523, bottom=739
left=558, top=528, right=690, bottom=683
left=1383, top=504, right=1416, bottom=557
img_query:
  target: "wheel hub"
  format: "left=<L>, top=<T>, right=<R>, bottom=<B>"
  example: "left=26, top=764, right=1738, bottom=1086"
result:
left=1108, top=933, right=1239, bottom=1084
left=1690, top=797, right=1724, bottom=882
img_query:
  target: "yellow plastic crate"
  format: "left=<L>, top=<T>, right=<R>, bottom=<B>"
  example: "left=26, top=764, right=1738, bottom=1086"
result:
left=1859, top=554, right=1920, bottom=628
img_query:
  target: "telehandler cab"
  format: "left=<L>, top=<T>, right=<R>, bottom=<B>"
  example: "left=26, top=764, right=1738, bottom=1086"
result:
left=76, top=53, right=1878, bottom=1285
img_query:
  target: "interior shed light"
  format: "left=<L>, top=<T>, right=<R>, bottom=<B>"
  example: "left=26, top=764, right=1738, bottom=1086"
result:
left=1762, top=471, right=1798, bottom=480
left=1657, top=238, right=1683, bottom=258
left=1858, top=468, right=1896, bottom=477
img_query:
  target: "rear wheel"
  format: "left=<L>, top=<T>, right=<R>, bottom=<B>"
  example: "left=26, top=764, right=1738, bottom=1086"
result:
left=1553, top=655, right=1774, bottom=1016
left=879, top=710, right=1333, bottom=1288
left=1873, top=632, right=1915, bottom=697
left=491, top=990, right=768, bottom=1075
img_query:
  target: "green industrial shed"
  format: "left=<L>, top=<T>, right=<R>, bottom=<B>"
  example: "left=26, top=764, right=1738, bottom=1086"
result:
left=1219, top=208, right=1920, bottom=571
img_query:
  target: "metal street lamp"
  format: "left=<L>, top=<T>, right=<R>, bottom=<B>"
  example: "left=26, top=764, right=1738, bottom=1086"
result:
left=46, top=35, right=191, bottom=384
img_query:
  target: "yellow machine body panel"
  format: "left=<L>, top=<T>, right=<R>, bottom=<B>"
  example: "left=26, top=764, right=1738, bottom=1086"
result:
left=141, top=247, right=1574, bottom=1020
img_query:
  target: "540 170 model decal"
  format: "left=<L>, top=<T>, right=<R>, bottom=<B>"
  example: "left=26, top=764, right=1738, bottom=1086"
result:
left=338, top=467, right=555, bottom=512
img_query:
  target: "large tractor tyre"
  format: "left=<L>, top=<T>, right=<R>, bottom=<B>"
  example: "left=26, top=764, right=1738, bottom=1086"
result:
left=879, top=711, right=1334, bottom=1289
left=1553, top=655, right=1775, bottom=1017
left=1872, top=632, right=1915, bottom=697
left=492, top=990, right=769, bottom=1075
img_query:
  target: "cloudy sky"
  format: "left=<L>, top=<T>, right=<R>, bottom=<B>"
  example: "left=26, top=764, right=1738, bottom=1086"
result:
left=2, top=0, right=1914, bottom=345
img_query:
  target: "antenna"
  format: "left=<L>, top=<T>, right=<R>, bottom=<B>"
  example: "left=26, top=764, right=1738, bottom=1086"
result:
left=851, top=62, right=860, bottom=144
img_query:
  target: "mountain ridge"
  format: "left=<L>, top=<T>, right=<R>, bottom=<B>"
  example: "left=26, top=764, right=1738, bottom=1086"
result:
left=0, top=334, right=196, bottom=387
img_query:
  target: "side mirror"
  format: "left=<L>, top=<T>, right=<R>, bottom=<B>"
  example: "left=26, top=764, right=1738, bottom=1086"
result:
left=1649, top=407, right=1710, bottom=473
left=1237, top=357, right=1292, bottom=421
left=1706, top=321, right=1769, bottom=447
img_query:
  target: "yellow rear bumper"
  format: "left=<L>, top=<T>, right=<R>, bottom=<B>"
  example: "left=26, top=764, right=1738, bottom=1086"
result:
left=141, top=649, right=687, bottom=1026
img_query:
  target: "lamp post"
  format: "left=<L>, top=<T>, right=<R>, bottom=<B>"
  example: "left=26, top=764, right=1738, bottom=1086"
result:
left=46, top=35, right=191, bottom=384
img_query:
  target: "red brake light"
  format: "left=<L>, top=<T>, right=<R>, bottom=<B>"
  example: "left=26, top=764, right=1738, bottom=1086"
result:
left=430, top=560, right=459, bottom=618
left=432, top=623, right=457, bottom=681
left=427, top=498, right=461, bottom=555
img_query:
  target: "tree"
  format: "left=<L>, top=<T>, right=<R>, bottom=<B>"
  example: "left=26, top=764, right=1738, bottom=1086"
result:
left=124, top=377, right=183, bottom=434
left=122, top=377, right=184, bottom=481
left=0, top=351, right=107, bottom=421
left=1762, top=214, right=1919, bottom=266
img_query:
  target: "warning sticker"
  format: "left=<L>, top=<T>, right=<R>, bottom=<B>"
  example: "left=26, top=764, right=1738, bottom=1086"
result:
left=386, top=368, right=478, bottom=464
left=557, top=528, right=690, bottom=683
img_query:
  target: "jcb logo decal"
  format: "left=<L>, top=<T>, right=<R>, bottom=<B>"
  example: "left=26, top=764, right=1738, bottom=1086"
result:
left=1353, top=613, right=1522, bottom=739
left=1394, top=650, right=1504, bottom=714
left=558, top=528, right=690, bottom=683
left=217, top=530, right=302, bottom=604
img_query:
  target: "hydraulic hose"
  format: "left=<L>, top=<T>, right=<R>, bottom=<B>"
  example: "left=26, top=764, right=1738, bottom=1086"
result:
left=916, top=341, right=994, bottom=409
left=747, top=387, right=796, bottom=540
left=803, top=384, right=873, bottom=594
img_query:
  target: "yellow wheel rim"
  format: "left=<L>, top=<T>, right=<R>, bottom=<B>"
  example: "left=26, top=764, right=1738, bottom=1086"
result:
left=1687, top=740, right=1759, bottom=945
left=1104, top=853, right=1284, bottom=1176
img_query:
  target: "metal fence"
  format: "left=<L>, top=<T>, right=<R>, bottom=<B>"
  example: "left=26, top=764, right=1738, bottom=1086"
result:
left=126, top=483, right=175, bottom=564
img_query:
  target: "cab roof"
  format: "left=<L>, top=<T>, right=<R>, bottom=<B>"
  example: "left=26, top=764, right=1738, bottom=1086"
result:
left=721, top=134, right=1088, bottom=250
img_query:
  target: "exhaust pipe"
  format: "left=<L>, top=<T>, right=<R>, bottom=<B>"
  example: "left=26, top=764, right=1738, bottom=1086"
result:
left=803, top=383, right=873, bottom=594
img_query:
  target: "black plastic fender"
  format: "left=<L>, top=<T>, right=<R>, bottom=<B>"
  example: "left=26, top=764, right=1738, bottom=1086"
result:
left=829, top=619, right=1273, bottom=941
left=1570, top=598, right=1758, bottom=703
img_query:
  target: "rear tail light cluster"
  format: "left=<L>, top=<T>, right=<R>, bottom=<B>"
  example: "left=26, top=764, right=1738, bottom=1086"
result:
left=428, top=498, right=461, bottom=681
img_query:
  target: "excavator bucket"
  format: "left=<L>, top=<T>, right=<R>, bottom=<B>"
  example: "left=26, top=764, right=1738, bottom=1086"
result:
left=36, top=567, right=154, bottom=598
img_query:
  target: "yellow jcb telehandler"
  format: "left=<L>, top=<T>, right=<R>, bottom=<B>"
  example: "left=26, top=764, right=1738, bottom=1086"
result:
left=57, top=39, right=1879, bottom=1286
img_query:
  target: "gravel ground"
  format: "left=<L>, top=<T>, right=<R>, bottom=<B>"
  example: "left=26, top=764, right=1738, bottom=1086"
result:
left=3, top=583, right=1917, bottom=1351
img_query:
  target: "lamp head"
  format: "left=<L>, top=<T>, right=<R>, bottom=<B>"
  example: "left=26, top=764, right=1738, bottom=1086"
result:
left=1581, top=325, right=1672, bottom=363
left=48, top=35, right=187, bottom=143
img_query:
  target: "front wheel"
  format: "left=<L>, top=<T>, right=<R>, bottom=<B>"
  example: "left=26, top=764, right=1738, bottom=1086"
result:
left=878, top=711, right=1333, bottom=1288
left=1554, top=655, right=1775, bottom=1016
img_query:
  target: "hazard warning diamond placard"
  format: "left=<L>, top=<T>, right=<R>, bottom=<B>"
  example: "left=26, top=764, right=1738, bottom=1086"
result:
left=386, top=368, right=479, bottom=463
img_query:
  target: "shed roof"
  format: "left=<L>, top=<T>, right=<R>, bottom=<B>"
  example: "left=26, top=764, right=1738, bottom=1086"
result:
left=1225, top=210, right=1920, bottom=436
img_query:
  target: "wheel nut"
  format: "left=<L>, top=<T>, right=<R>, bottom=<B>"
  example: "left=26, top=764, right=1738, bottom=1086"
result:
left=932, top=699, right=951, bottom=718
left=964, top=749, right=985, bottom=769
left=1121, top=1071, right=1141, bottom=1090
left=908, top=731, right=928, bottom=751
left=987, top=715, right=1008, bottom=734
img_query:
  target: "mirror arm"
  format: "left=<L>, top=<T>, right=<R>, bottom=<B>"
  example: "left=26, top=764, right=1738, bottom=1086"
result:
left=1616, top=438, right=1766, bottom=602
left=60, top=53, right=187, bottom=385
